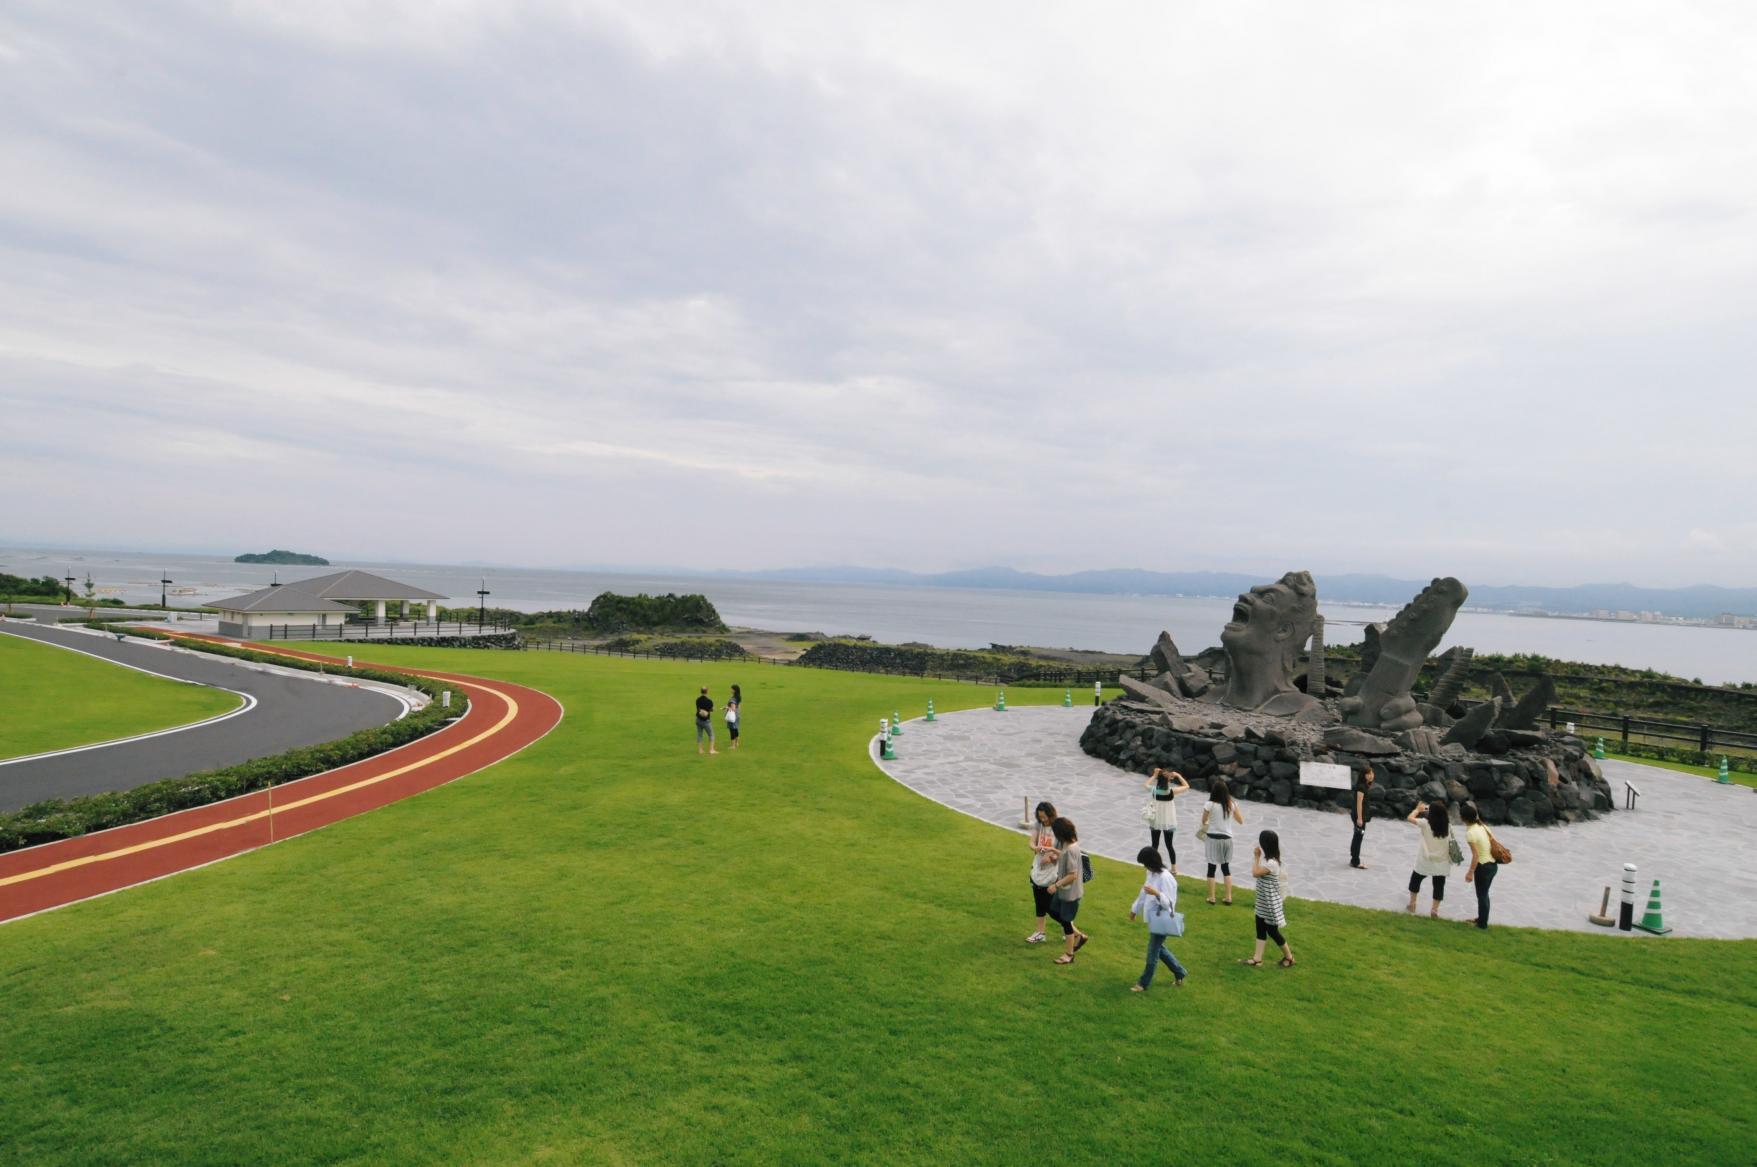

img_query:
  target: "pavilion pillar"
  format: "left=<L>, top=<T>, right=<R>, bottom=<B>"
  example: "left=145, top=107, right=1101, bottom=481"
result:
left=426, top=600, right=438, bottom=621
left=374, top=599, right=386, bottom=623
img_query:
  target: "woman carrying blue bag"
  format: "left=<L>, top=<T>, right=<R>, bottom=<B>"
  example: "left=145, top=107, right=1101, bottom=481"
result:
left=1128, top=846, right=1187, bottom=992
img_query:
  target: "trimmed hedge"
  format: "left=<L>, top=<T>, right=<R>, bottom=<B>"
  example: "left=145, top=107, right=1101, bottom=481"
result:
left=599, top=635, right=751, bottom=660
left=0, top=634, right=465, bottom=854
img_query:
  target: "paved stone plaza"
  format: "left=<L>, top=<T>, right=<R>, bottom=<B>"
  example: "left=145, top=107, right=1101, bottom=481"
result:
left=876, top=705, right=1757, bottom=939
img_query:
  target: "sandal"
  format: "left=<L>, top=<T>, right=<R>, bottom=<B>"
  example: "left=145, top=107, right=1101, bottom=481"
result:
left=1205, top=898, right=1217, bottom=905
left=1279, top=957, right=1296, bottom=968
left=1073, top=933, right=1089, bottom=953
left=1129, top=984, right=1146, bottom=993
left=1222, top=899, right=1234, bottom=907
left=1237, top=958, right=1263, bottom=967
left=1054, top=954, right=1076, bottom=965
left=1026, top=932, right=1047, bottom=943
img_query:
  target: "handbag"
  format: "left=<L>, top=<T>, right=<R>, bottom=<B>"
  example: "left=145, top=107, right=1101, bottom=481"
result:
left=1487, top=829, right=1513, bottom=865
left=1080, top=853, right=1094, bottom=883
left=1140, top=804, right=1158, bottom=825
left=1447, top=834, right=1465, bottom=866
left=1147, top=898, right=1184, bottom=937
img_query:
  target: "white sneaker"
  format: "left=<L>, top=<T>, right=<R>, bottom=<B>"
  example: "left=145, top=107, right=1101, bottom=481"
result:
left=1026, top=932, right=1047, bottom=943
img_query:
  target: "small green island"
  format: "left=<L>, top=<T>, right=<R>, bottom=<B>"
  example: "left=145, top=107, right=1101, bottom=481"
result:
left=234, top=549, right=330, bottom=565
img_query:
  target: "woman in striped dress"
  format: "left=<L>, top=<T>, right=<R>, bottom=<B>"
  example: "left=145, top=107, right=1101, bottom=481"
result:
left=1240, top=829, right=1295, bottom=968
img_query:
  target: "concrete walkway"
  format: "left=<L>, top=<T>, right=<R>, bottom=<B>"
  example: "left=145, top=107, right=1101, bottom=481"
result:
left=875, top=705, right=1757, bottom=939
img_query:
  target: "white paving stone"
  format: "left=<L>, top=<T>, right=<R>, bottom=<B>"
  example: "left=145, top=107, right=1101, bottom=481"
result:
left=875, top=705, right=1757, bottom=939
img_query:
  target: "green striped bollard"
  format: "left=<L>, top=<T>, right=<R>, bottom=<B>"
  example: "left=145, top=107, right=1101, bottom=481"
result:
left=995, top=689, right=1007, bottom=712
left=1594, top=737, right=1605, bottom=760
left=1719, top=757, right=1731, bottom=784
left=891, top=709, right=904, bottom=736
left=1063, top=688, right=1072, bottom=708
left=925, top=699, right=936, bottom=722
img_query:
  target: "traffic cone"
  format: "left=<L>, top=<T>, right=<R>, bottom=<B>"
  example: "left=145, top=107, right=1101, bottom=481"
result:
left=881, top=737, right=897, bottom=761
left=1063, top=688, right=1072, bottom=708
left=1719, top=757, right=1731, bottom=784
left=1594, top=737, right=1606, bottom=760
left=995, top=689, right=1007, bottom=712
left=925, top=699, right=936, bottom=722
left=1634, top=879, right=1672, bottom=935
left=891, top=709, right=904, bottom=735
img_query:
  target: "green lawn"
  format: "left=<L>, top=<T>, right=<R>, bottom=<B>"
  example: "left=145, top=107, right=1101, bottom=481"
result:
left=0, top=649, right=1751, bottom=1165
left=0, top=631, right=241, bottom=760
left=1599, top=746, right=1757, bottom=790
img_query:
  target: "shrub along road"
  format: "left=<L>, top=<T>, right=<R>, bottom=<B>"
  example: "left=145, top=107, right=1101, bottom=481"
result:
left=0, top=622, right=410, bottom=810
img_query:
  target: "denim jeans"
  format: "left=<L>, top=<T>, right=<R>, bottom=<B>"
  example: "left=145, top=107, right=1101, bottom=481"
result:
left=1474, top=862, right=1498, bottom=928
left=1139, top=931, right=1188, bottom=987
left=1350, top=823, right=1366, bottom=866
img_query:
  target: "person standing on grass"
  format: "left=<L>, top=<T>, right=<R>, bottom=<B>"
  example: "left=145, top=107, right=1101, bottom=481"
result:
left=1461, top=802, right=1499, bottom=929
left=1129, top=846, right=1188, bottom=992
left=1240, top=830, right=1295, bottom=968
left=725, top=684, right=742, bottom=750
left=1026, top=801, right=1059, bottom=944
left=1349, top=765, right=1375, bottom=869
left=1202, top=779, right=1245, bottom=906
left=1144, top=766, right=1189, bottom=875
left=1044, top=816, right=1089, bottom=965
left=695, top=686, right=717, bottom=755
left=1405, top=800, right=1452, bottom=918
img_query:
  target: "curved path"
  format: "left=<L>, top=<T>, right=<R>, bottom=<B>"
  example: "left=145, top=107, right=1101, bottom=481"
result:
left=0, top=640, right=563, bottom=923
left=0, top=622, right=409, bottom=810
left=875, top=705, right=1757, bottom=939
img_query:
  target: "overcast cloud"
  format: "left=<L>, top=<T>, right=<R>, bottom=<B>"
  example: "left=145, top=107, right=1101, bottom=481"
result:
left=3, top=1, right=1756, bottom=585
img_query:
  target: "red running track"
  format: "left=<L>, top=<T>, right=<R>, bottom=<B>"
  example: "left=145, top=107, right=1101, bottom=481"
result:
left=0, top=641, right=563, bottom=924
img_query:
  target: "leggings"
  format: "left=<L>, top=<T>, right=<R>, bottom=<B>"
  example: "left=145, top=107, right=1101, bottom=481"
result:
left=1206, top=862, right=1231, bottom=878
left=1031, top=881, right=1054, bottom=919
left=1255, top=916, right=1285, bottom=945
left=1408, top=872, right=1447, bottom=900
left=1151, top=828, right=1176, bottom=866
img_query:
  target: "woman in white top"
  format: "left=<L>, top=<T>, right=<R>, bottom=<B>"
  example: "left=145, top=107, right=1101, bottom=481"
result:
left=1143, top=767, right=1189, bottom=875
left=1201, top=779, right=1246, bottom=906
left=1128, top=847, right=1188, bottom=991
left=1405, top=800, right=1453, bottom=918
left=1240, top=829, right=1294, bottom=968
left=724, top=684, right=742, bottom=750
left=1026, top=801, right=1060, bottom=944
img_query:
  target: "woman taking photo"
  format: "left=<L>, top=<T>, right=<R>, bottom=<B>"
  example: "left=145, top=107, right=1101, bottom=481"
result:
left=1143, top=767, right=1189, bottom=875
left=1461, top=802, right=1500, bottom=929
left=1201, top=779, right=1245, bottom=906
left=1026, top=801, right=1059, bottom=944
left=1405, top=799, right=1452, bottom=918
left=1043, top=816, right=1089, bottom=965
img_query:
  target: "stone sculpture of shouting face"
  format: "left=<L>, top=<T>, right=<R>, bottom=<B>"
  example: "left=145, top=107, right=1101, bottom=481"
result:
left=1215, top=570, right=1319, bottom=715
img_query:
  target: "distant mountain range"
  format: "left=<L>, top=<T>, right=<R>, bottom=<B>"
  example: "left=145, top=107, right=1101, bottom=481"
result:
left=722, top=566, right=1757, bottom=620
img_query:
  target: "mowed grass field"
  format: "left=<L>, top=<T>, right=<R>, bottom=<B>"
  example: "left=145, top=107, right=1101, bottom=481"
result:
left=0, top=631, right=241, bottom=761
left=1, top=647, right=1753, bottom=1165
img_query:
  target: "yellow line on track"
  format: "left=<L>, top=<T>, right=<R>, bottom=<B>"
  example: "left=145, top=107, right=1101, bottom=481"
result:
left=0, top=680, right=520, bottom=890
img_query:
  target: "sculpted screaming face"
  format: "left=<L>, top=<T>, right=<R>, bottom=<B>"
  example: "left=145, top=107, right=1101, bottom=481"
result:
left=1217, top=570, right=1319, bottom=712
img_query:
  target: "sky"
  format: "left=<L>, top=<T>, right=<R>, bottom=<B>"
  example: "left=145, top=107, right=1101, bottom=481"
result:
left=3, top=1, right=1756, bottom=586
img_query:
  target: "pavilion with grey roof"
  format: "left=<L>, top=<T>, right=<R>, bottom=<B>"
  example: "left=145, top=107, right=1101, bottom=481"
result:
left=208, top=570, right=478, bottom=640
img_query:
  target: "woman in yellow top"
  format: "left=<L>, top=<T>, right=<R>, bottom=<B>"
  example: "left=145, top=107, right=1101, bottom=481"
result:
left=1460, top=802, right=1498, bottom=929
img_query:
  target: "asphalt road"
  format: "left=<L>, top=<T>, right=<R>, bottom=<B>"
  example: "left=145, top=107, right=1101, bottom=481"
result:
left=0, top=622, right=407, bottom=811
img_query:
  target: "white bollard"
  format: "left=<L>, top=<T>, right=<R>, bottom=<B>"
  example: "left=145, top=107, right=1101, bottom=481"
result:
left=1094, top=680, right=1103, bottom=707
left=347, top=655, right=354, bottom=669
left=1619, top=862, right=1638, bottom=931
left=442, top=690, right=452, bottom=709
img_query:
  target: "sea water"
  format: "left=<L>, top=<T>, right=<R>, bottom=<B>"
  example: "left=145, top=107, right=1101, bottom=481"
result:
left=6, top=545, right=1755, bottom=684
